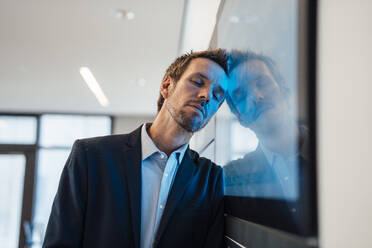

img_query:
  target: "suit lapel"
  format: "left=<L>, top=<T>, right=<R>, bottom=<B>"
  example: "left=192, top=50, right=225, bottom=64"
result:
left=122, top=126, right=142, bottom=248
left=155, top=148, right=196, bottom=242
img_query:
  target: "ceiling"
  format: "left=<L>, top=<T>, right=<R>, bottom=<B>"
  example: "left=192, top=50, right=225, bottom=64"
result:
left=0, top=0, right=186, bottom=115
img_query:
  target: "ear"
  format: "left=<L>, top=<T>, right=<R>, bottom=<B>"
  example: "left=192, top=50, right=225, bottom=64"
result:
left=160, top=76, right=174, bottom=99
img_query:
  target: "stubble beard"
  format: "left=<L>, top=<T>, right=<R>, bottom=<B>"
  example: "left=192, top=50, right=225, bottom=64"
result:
left=166, top=102, right=208, bottom=133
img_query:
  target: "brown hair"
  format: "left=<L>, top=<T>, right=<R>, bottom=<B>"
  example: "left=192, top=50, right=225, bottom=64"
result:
left=157, top=49, right=229, bottom=112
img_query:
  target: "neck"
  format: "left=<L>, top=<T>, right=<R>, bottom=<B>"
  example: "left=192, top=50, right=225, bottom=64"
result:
left=148, top=107, right=192, bottom=156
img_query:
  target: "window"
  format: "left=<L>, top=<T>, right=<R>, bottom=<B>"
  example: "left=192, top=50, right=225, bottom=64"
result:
left=39, top=115, right=111, bottom=147
left=0, top=154, right=26, bottom=248
left=0, top=116, right=37, bottom=144
left=0, top=114, right=112, bottom=247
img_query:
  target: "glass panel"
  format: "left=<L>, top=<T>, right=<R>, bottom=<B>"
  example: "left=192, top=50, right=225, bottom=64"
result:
left=199, top=141, right=215, bottom=162
left=0, top=116, right=37, bottom=144
left=40, top=115, right=111, bottom=147
left=230, top=120, right=258, bottom=160
left=0, top=154, right=26, bottom=248
left=190, top=116, right=215, bottom=153
left=217, top=0, right=301, bottom=199
left=215, top=0, right=313, bottom=236
left=32, top=149, right=70, bottom=246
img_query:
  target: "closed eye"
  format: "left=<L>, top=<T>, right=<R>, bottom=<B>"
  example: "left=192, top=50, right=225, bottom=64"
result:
left=233, top=88, right=247, bottom=103
left=190, top=79, right=203, bottom=87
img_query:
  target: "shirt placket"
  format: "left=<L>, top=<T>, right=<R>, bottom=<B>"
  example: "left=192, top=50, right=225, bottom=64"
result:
left=152, top=153, right=178, bottom=239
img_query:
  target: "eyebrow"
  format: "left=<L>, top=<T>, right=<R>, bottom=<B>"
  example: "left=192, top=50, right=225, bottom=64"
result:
left=190, top=72, right=209, bottom=80
left=254, top=75, right=264, bottom=81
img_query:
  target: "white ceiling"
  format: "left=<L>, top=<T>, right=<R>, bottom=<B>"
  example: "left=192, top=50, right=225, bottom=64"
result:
left=0, top=0, right=186, bottom=115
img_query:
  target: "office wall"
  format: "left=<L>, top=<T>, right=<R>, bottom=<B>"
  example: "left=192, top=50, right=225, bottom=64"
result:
left=317, top=1, right=372, bottom=247
left=113, top=115, right=154, bottom=135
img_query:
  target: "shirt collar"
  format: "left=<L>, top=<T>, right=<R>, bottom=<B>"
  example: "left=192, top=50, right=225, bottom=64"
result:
left=141, top=123, right=159, bottom=161
left=174, top=140, right=189, bottom=165
left=141, top=123, right=189, bottom=164
left=260, top=141, right=299, bottom=165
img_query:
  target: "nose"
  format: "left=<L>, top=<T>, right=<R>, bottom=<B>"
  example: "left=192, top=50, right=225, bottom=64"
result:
left=198, top=86, right=212, bottom=105
left=252, top=87, right=264, bottom=102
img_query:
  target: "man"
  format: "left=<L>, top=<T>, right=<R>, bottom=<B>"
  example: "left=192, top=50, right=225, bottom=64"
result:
left=43, top=50, right=229, bottom=248
left=223, top=50, right=309, bottom=233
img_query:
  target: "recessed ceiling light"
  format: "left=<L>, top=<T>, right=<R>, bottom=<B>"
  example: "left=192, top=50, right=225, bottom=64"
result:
left=229, top=16, right=240, bottom=24
left=79, top=67, right=110, bottom=107
left=126, top=11, right=135, bottom=20
left=138, top=78, right=146, bottom=87
left=113, top=9, right=135, bottom=20
left=113, top=10, right=125, bottom=19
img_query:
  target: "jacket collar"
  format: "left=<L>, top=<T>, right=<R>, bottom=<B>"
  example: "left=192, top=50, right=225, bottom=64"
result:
left=122, top=125, right=142, bottom=248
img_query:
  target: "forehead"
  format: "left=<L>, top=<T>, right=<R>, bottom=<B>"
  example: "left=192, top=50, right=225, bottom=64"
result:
left=235, top=59, right=272, bottom=77
left=230, top=59, right=275, bottom=85
left=229, top=59, right=275, bottom=88
left=182, top=57, right=227, bottom=84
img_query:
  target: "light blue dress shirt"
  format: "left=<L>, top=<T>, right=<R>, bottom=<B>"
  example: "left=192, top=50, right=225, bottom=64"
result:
left=140, top=124, right=188, bottom=248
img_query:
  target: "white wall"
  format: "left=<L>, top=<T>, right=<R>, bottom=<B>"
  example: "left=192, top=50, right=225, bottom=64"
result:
left=113, top=115, right=154, bottom=135
left=318, top=1, right=372, bottom=248
left=178, top=0, right=221, bottom=54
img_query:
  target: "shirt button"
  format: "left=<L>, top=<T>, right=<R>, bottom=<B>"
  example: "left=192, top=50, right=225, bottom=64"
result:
left=160, top=205, right=164, bottom=209
left=164, top=173, right=168, bottom=177
left=160, top=153, right=165, bottom=159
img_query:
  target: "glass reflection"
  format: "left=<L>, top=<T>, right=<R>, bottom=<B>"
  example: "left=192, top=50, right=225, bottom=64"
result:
left=224, top=50, right=308, bottom=201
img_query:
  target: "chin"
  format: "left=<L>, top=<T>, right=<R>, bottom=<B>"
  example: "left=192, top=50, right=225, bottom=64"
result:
left=178, top=113, right=205, bottom=132
left=180, top=122, right=202, bottom=132
left=187, top=119, right=205, bottom=132
left=236, top=113, right=256, bottom=127
left=238, top=118, right=254, bottom=128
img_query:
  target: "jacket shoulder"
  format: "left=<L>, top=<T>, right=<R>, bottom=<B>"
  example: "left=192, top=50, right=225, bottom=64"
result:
left=74, top=125, right=142, bottom=150
left=188, top=148, right=223, bottom=175
left=76, top=134, right=129, bottom=147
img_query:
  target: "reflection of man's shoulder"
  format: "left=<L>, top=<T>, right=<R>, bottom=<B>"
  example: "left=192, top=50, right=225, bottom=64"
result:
left=223, top=146, right=279, bottom=195
left=224, top=146, right=269, bottom=174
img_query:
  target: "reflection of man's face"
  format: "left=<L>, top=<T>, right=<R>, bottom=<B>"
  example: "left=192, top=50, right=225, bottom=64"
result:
left=165, top=58, right=228, bottom=132
left=227, top=59, right=285, bottom=129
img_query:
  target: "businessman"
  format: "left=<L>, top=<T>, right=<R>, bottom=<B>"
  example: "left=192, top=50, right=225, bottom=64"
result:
left=43, top=49, right=229, bottom=248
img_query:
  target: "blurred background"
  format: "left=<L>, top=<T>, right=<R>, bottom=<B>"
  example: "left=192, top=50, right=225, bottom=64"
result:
left=0, top=0, right=371, bottom=248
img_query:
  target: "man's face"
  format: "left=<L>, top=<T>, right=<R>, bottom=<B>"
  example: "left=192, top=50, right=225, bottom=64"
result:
left=163, top=58, right=228, bottom=132
left=227, top=59, right=286, bottom=129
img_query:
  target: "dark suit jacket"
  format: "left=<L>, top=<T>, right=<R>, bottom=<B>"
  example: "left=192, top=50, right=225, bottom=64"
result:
left=43, top=126, right=224, bottom=248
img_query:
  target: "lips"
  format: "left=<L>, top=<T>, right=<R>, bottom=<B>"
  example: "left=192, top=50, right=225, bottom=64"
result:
left=187, top=103, right=204, bottom=116
left=254, top=103, right=274, bottom=120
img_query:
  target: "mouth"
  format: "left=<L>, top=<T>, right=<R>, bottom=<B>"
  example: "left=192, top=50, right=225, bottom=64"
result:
left=187, top=104, right=204, bottom=116
left=255, top=103, right=274, bottom=120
